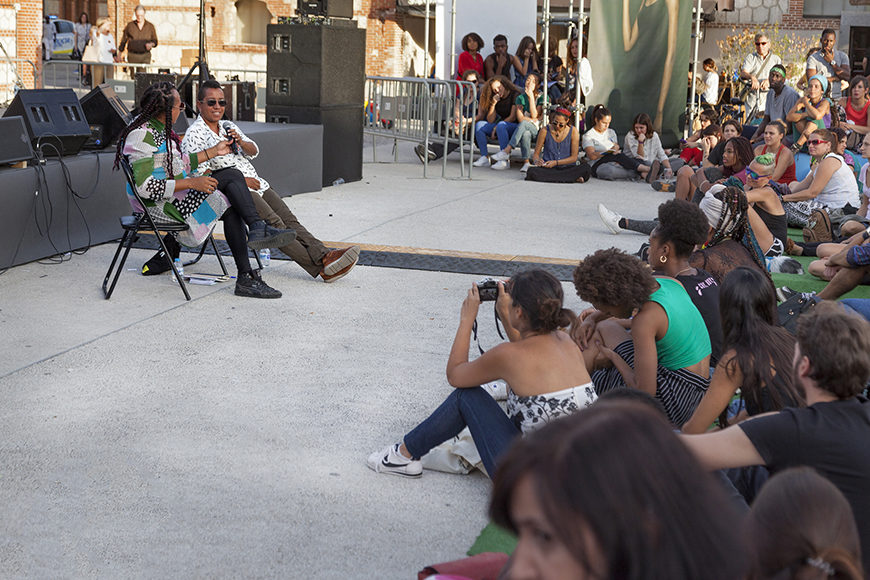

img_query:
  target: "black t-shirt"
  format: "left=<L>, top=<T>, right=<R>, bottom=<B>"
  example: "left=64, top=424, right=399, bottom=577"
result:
left=675, top=269, right=723, bottom=366
left=494, top=90, right=517, bottom=121
left=740, top=397, right=870, bottom=570
left=708, top=141, right=725, bottom=167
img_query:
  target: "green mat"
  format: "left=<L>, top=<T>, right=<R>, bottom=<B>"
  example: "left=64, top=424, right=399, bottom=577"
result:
left=468, top=523, right=516, bottom=556
left=772, top=232, right=870, bottom=300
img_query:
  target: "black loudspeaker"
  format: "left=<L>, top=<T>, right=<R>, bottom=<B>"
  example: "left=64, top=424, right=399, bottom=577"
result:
left=266, top=104, right=362, bottom=186
left=222, top=81, right=256, bottom=122
left=80, top=84, right=132, bottom=149
left=134, top=72, right=177, bottom=105
left=266, top=23, right=365, bottom=108
left=0, top=116, right=36, bottom=164
left=297, top=0, right=353, bottom=18
left=2, top=89, right=91, bottom=156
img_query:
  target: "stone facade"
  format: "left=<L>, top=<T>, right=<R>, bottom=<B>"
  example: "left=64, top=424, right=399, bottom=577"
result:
left=0, top=0, right=43, bottom=102
left=708, top=0, right=840, bottom=30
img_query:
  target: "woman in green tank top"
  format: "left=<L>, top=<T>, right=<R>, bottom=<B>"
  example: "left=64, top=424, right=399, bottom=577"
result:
left=571, top=248, right=711, bottom=426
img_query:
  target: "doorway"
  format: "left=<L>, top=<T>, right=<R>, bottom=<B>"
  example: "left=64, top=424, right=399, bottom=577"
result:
left=849, top=26, right=870, bottom=76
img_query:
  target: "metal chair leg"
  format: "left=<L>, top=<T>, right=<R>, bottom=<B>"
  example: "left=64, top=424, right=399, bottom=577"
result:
left=209, top=235, right=229, bottom=276
left=103, top=230, right=135, bottom=299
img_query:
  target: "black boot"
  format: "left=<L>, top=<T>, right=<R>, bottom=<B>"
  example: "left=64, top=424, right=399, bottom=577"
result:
left=234, top=270, right=282, bottom=299
left=246, top=220, right=296, bottom=251
left=142, top=234, right=181, bottom=276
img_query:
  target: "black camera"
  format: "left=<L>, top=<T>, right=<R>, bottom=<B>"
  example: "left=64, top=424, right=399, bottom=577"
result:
left=477, top=278, right=499, bottom=301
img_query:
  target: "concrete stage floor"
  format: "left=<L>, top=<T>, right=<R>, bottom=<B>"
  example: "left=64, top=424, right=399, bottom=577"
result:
left=0, top=138, right=669, bottom=578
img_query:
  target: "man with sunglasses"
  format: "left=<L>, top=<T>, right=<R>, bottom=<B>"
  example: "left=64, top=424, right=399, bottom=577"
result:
left=182, top=80, right=360, bottom=283
left=739, top=33, right=781, bottom=117
left=806, top=29, right=850, bottom=100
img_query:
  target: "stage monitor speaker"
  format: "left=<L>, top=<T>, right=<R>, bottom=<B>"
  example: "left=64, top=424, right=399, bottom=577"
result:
left=0, top=116, right=36, bottom=165
left=134, top=73, right=193, bottom=109
left=266, top=23, right=365, bottom=108
left=3, top=89, right=91, bottom=156
left=266, top=104, right=362, bottom=186
left=80, top=84, right=132, bottom=149
left=221, top=81, right=256, bottom=122
left=296, top=0, right=353, bottom=18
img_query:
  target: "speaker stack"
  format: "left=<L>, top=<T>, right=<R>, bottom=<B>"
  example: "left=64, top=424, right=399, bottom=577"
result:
left=80, top=84, right=132, bottom=149
left=3, top=89, right=91, bottom=156
left=266, top=21, right=365, bottom=186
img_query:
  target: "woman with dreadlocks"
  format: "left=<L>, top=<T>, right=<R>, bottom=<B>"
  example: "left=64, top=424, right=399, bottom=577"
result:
left=690, top=184, right=771, bottom=284
left=115, top=81, right=295, bottom=298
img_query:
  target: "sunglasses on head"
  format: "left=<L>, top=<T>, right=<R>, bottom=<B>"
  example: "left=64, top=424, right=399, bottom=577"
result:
left=808, top=139, right=829, bottom=146
left=201, top=99, right=227, bottom=107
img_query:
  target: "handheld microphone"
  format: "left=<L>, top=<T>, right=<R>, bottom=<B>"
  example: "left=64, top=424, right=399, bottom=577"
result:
left=222, top=121, right=240, bottom=155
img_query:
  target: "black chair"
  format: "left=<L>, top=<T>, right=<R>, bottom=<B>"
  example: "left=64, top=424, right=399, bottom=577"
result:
left=102, top=157, right=229, bottom=301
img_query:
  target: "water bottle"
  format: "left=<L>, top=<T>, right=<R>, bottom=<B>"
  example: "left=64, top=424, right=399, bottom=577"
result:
left=171, top=257, right=184, bottom=282
left=332, top=178, right=345, bottom=186
left=259, top=248, right=271, bottom=267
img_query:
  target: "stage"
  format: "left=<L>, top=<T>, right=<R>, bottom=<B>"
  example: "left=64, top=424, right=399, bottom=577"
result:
left=0, top=122, right=323, bottom=269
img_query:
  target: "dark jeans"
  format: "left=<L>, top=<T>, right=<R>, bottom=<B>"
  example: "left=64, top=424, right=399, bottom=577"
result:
left=212, top=167, right=261, bottom=273
left=591, top=152, right=644, bottom=177
left=403, top=387, right=520, bottom=478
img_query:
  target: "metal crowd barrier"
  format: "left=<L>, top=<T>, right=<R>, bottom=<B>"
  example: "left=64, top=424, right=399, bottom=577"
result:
left=365, top=76, right=478, bottom=179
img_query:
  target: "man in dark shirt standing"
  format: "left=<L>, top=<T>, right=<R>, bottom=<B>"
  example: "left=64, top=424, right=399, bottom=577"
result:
left=120, top=5, right=157, bottom=77
left=681, top=302, right=870, bottom=572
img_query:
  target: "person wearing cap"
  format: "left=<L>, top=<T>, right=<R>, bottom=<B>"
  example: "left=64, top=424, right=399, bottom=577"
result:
left=750, top=64, right=801, bottom=143
left=739, top=33, right=782, bottom=117
left=786, top=74, right=832, bottom=152
left=806, top=29, right=851, bottom=100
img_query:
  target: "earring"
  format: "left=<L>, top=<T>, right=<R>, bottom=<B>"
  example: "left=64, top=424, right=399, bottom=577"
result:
left=659, top=255, right=667, bottom=264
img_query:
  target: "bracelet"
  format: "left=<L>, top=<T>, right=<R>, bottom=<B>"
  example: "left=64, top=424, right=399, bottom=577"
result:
left=204, top=149, right=210, bottom=160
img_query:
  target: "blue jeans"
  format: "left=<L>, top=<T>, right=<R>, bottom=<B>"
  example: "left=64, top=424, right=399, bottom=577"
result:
left=508, top=120, right=539, bottom=159
left=403, top=387, right=520, bottom=478
left=495, top=121, right=519, bottom=150
left=474, top=120, right=499, bottom=155
left=841, top=299, right=870, bottom=321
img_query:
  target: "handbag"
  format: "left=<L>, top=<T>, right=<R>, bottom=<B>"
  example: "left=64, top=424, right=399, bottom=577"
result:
left=82, top=44, right=98, bottom=62
left=777, top=292, right=819, bottom=335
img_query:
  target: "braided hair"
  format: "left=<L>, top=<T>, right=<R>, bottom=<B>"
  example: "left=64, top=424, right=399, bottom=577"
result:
left=114, top=81, right=182, bottom=172
left=707, top=186, right=768, bottom=273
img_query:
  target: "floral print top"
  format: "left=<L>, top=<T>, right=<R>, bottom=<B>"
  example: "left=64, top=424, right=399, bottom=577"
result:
left=507, top=382, right=597, bottom=433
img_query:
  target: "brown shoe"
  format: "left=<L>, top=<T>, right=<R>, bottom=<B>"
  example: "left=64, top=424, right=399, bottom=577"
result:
left=321, top=245, right=361, bottom=283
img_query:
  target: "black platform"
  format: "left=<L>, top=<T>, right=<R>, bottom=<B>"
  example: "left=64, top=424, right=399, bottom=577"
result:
left=0, top=122, right=323, bottom=268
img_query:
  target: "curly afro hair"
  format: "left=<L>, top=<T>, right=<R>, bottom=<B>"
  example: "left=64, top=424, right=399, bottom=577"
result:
left=573, top=248, right=657, bottom=312
left=655, top=199, right=709, bottom=258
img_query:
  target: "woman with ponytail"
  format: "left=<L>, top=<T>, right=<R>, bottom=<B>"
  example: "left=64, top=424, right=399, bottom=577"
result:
left=747, top=467, right=864, bottom=580
left=367, top=269, right=596, bottom=479
left=115, top=81, right=295, bottom=298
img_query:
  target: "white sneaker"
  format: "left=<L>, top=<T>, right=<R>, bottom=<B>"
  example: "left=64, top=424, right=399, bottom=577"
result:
left=491, top=159, right=509, bottom=170
left=492, top=149, right=510, bottom=162
left=520, top=161, right=531, bottom=174
left=482, top=381, right=508, bottom=401
left=366, top=443, right=423, bottom=478
left=598, top=203, right=623, bottom=235
left=473, top=155, right=491, bottom=167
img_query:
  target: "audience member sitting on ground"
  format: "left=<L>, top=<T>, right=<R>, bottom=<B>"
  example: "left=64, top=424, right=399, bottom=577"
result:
left=583, top=105, right=655, bottom=180
left=414, top=69, right=480, bottom=164
left=598, top=200, right=723, bottom=366
left=681, top=302, right=870, bottom=572
left=182, top=80, right=360, bottom=283
left=754, top=120, right=796, bottom=184
left=678, top=108, right=715, bottom=167
left=484, top=34, right=515, bottom=83
left=686, top=136, right=755, bottom=203
left=366, top=270, right=596, bottom=479
left=489, top=400, right=747, bottom=580
left=737, top=153, right=789, bottom=254
left=692, top=186, right=771, bottom=283
left=510, top=36, right=539, bottom=89
left=525, top=108, right=590, bottom=183
left=473, top=75, right=517, bottom=169
left=803, top=228, right=870, bottom=296
left=624, top=112, right=672, bottom=182
left=746, top=467, right=865, bottom=580
left=491, top=73, right=543, bottom=174
left=840, top=74, right=870, bottom=151
left=832, top=126, right=858, bottom=173
left=655, top=119, right=740, bottom=195
left=116, top=81, right=294, bottom=298
left=681, top=267, right=803, bottom=434
left=787, top=74, right=833, bottom=152
left=456, top=32, right=484, bottom=80
left=783, top=128, right=860, bottom=227
left=571, top=248, right=712, bottom=427
left=750, top=64, right=800, bottom=143
left=806, top=28, right=852, bottom=101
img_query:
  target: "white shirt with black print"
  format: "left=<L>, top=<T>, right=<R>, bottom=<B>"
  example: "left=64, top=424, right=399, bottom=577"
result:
left=180, top=116, right=270, bottom=195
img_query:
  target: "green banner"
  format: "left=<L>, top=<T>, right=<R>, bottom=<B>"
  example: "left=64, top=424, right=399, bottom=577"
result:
left=586, top=0, right=692, bottom=147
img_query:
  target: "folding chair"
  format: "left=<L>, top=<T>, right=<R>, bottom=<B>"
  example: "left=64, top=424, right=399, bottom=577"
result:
left=102, top=157, right=229, bottom=301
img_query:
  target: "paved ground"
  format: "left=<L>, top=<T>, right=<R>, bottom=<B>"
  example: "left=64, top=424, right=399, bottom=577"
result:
left=0, top=138, right=668, bottom=578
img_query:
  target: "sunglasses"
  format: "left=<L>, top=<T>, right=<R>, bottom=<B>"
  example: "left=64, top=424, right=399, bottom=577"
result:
left=200, top=99, right=227, bottom=107
left=755, top=41, right=768, bottom=46
left=551, top=121, right=567, bottom=128
left=807, top=139, right=829, bottom=146
left=745, top=168, right=768, bottom=180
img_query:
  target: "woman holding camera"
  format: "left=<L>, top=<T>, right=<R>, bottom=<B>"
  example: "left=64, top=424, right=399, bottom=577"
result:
left=367, top=269, right=596, bottom=479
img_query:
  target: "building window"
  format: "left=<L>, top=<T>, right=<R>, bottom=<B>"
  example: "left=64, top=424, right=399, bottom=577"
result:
left=803, top=0, right=846, bottom=17
left=235, top=0, right=272, bottom=44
